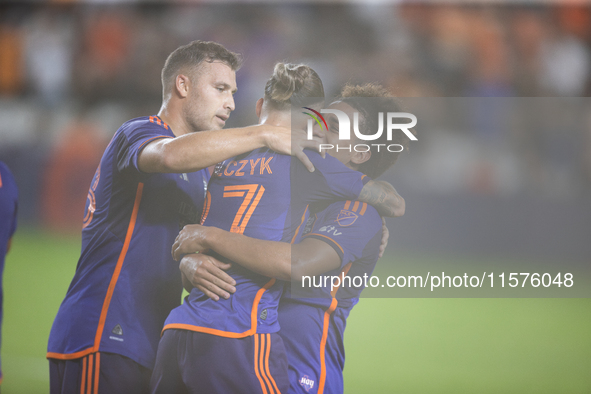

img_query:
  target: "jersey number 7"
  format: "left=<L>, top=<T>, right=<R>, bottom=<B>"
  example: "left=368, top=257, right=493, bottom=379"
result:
left=222, top=184, right=266, bottom=234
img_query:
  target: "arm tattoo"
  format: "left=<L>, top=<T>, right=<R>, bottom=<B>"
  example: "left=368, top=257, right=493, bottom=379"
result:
left=358, top=180, right=404, bottom=217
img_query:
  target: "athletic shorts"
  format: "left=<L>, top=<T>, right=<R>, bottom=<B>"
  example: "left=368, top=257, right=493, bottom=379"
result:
left=49, top=352, right=151, bottom=394
left=151, top=329, right=288, bottom=394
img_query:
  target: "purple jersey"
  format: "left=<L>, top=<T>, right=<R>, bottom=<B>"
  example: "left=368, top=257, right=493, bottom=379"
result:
left=278, top=200, right=383, bottom=394
left=47, top=116, right=209, bottom=369
left=0, top=162, right=18, bottom=382
left=163, top=148, right=369, bottom=338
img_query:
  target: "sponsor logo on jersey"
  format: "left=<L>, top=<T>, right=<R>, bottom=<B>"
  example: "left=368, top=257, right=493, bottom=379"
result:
left=260, top=309, right=268, bottom=320
left=336, top=210, right=359, bottom=227
left=299, top=375, right=315, bottom=392
left=319, top=225, right=342, bottom=236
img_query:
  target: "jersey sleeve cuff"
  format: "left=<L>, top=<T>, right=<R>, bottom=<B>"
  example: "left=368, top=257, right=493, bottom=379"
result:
left=302, top=233, right=345, bottom=262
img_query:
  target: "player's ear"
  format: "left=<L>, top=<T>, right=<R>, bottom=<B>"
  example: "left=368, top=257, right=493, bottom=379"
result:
left=255, top=98, right=264, bottom=118
left=351, top=150, right=371, bottom=166
left=175, top=74, right=190, bottom=98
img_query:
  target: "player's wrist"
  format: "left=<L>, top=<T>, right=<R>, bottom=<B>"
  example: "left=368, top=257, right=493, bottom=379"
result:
left=204, top=226, right=222, bottom=251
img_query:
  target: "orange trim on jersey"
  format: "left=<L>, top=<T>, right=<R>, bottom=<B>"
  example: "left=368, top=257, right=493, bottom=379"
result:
left=162, top=324, right=253, bottom=339
left=137, top=135, right=173, bottom=152
left=250, top=278, right=276, bottom=331
left=319, top=262, right=352, bottom=393
left=87, top=354, right=94, bottom=394
left=265, top=333, right=281, bottom=394
left=200, top=191, right=211, bottom=224
left=352, top=201, right=360, bottom=212
left=162, top=278, right=277, bottom=338
left=0, top=172, right=3, bottom=188
left=361, top=174, right=368, bottom=181
left=303, top=233, right=344, bottom=256
left=344, top=201, right=351, bottom=210
left=80, top=356, right=87, bottom=394
left=331, top=262, right=352, bottom=297
left=254, top=334, right=269, bottom=394
left=359, top=202, right=367, bottom=216
left=47, top=347, right=95, bottom=360
left=259, top=334, right=274, bottom=393
left=290, top=205, right=309, bottom=244
left=93, top=183, right=144, bottom=351
left=149, top=116, right=170, bottom=130
left=318, top=298, right=338, bottom=394
left=94, top=352, right=100, bottom=394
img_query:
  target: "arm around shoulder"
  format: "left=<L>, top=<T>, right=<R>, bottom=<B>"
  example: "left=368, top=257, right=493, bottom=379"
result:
left=137, top=124, right=279, bottom=174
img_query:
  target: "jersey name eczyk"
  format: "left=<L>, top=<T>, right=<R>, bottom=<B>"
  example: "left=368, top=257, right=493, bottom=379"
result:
left=220, top=157, right=274, bottom=177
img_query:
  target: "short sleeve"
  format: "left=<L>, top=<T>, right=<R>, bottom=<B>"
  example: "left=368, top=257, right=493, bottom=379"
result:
left=291, top=150, right=370, bottom=205
left=302, top=200, right=382, bottom=269
left=116, top=122, right=173, bottom=173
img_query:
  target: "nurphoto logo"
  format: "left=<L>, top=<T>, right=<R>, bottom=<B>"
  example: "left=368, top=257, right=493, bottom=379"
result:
left=303, top=106, right=417, bottom=153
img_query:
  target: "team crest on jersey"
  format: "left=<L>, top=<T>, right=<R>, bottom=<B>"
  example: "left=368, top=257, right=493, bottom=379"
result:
left=299, top=375, right=315, bottom=392
left=336, top=210, right=358, bottom=227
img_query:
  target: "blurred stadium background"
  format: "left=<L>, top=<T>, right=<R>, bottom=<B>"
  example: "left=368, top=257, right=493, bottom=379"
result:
left=1, top=1, right=590, bottom=393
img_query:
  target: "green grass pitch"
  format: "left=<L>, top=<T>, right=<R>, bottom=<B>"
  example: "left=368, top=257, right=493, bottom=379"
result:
left=1, top=229, right=590, bottom=393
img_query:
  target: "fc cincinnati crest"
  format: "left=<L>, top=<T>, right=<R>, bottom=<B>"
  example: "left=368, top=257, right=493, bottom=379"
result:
left=299, top=375, right=315, bottom=392
left=336, top=210, right=358, bottom=227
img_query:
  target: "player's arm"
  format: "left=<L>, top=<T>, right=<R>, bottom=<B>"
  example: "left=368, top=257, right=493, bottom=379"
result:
left=299, top=152, right=404, bottom=217
left=138, top=124, right=321, bottom=173
left=173, top=225, right=340, bottom=282
left=358, top=180, right=405, bottom=218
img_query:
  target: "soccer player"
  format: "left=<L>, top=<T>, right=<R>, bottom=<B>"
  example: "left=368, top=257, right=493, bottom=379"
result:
left=0, top=161, right=18, bottom=387
left=47, top=41, right=321, bottom=394
left=151, top=66, right=403, bottom=394
left=172, top=84, right=408, bottom=394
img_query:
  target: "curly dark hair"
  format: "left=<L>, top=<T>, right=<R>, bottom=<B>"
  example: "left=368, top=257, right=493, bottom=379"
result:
left=338, top=83, right=414, bottom=178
